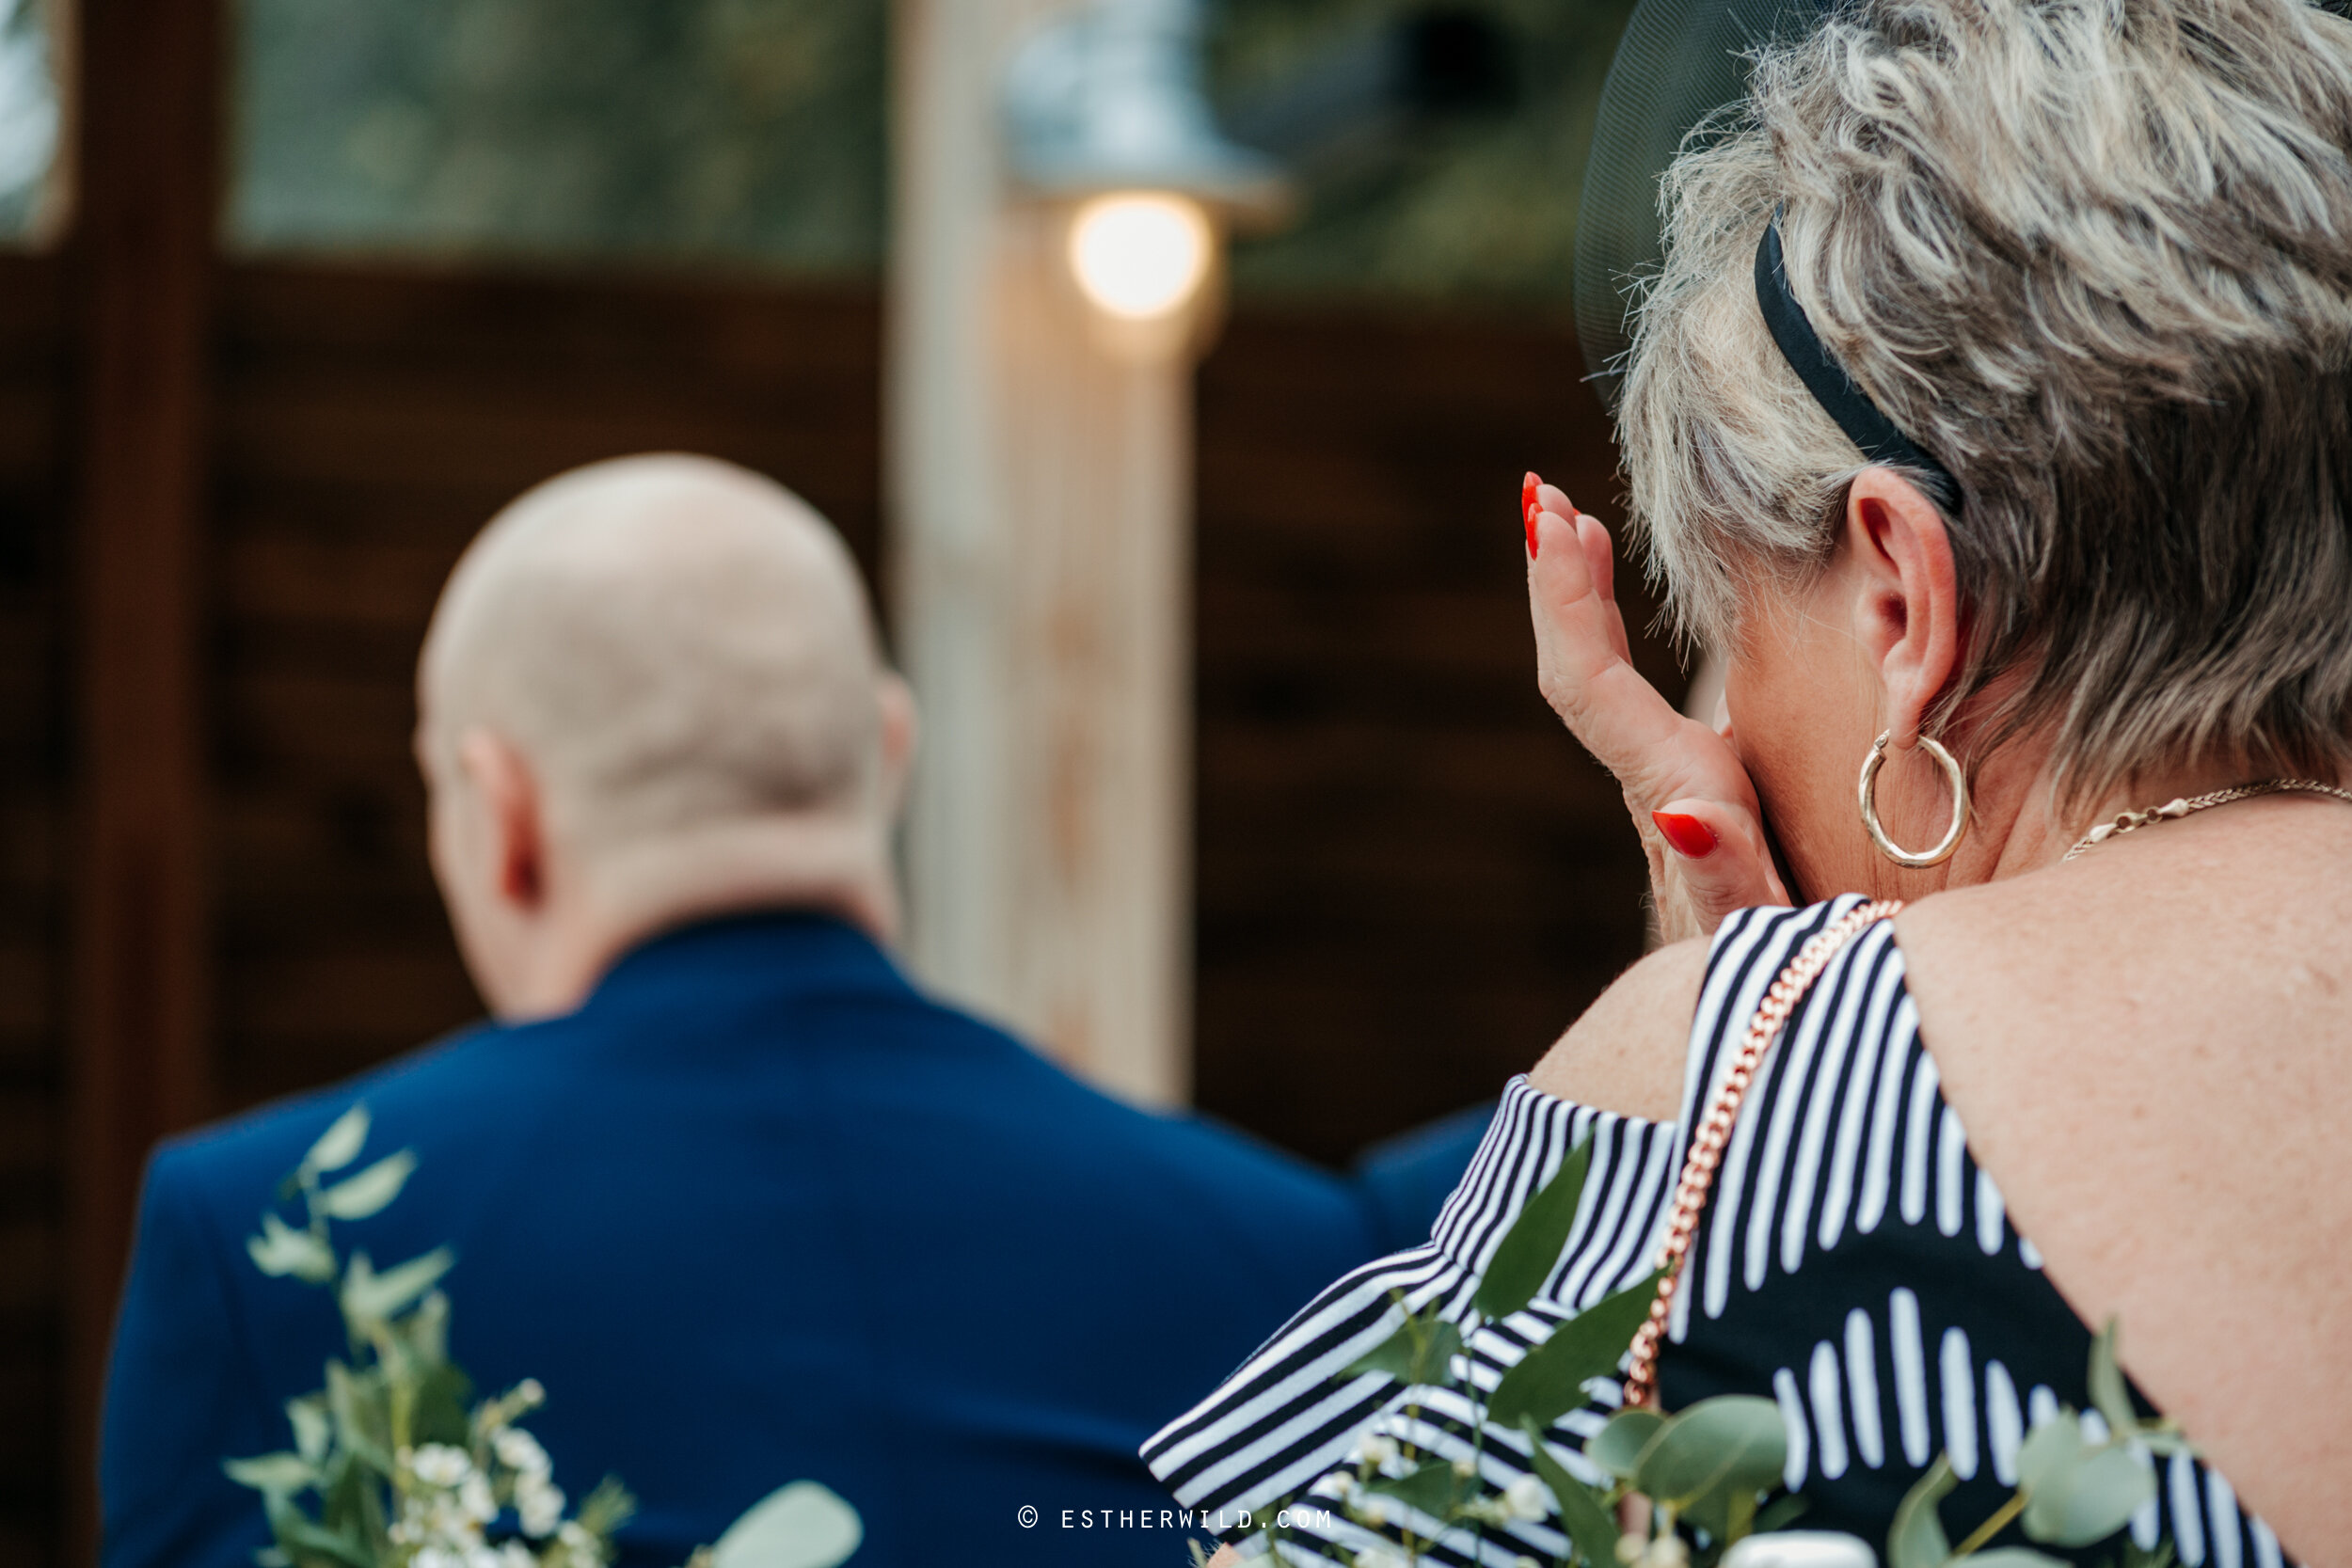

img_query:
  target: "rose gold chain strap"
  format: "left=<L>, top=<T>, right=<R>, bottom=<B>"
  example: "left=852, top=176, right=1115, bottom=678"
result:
left=1619, top=900, right=1904, bottom=1410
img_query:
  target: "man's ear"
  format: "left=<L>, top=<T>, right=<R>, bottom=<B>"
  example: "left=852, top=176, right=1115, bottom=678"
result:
left=1844, top=467, right=1962, bottom=743
left=455, top=727, right=548, bottom=909
left=874, top=672, right=919, bottom=820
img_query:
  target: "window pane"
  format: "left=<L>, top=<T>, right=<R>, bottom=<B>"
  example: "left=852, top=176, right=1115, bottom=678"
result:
left=1212, top=0, right=1635, bottom=307
left=228, top=0, right=887, bottom=273
left=0, top=0, right=57, bottom=242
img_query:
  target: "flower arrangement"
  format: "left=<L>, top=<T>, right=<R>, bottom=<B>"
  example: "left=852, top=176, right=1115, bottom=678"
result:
left=227, top=1102, right=861, bottom=1568
left=1226, top=1133, right=2186, bottom=1568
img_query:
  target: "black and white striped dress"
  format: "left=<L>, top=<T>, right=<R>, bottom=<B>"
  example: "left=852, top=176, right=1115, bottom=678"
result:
left=1143, top=896, right=2293, bottom=1566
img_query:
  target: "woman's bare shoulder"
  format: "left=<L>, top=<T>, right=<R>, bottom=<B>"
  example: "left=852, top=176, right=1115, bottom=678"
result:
left=1525, top=937, right=1709, bottom=1124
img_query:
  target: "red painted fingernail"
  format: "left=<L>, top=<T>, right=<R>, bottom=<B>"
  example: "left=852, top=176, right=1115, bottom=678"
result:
left=1522, top=470, right=1543, bottom=558
left=1652, top=811, right=1718, bottom=859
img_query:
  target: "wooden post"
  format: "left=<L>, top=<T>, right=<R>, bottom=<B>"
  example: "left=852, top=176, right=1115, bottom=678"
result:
left=63, top=0, right=221, bottom=1556
left=889, top=0, right=1198, bottom=1105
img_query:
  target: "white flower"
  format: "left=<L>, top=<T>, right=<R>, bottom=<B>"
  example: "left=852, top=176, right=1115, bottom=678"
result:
left=1357, top=1434, right=1399, bottom=1467
left=1502, top=1474, right=1551, bottom=1521
left=559, top=1522, right=595, bottom=1549
left=415, top=1550, right=466, bottom=1568
left=409, top=1443, right=474, bottom=1488
left=498, top=1546, right=537, bottom=1568
left=517, top=1476, right=566, bottom=1538
left=494, top=1427, right=552, bottom=1478
left=516, top=1378, right=546, bottom=1406
left=1451, top=1455, right=1477, bottom=1480
left=1327, top=1472, right=1356, bottom=1500
left=459, top=1472, right=497, bottom=1523
left=1721, top=1532, right=1879, bottom=1568
left=1617, top=1538, right=1647, bottom=1567
left=1644, top=1537, right=1692, bottom=1568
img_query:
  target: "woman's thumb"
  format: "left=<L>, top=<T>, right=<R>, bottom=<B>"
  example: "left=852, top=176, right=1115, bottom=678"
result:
left=1650, top=798, right=1788, bottom=935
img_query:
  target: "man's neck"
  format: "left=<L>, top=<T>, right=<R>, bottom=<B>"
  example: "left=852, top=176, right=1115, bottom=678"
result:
left=490, top=817, right=898, bottom=1022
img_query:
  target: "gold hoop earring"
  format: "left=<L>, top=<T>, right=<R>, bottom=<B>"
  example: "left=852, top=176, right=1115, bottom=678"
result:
left=1857, top=730, right=1968, bottom=868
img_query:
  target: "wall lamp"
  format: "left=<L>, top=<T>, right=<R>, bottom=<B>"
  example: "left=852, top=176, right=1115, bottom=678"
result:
left=1004, top=0, right=1292, bottom=356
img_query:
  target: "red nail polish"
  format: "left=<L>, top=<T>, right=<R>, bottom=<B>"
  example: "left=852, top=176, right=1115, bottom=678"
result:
left=1652, top=811, right=1718, bottom=859
left=1522, top=470, right=1542, bottom=558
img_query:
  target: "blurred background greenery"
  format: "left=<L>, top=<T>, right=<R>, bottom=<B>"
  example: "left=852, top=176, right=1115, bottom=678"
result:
left=217, top=0, right=1632, bottom=311
left=0, top=0, right=1643, bottom=297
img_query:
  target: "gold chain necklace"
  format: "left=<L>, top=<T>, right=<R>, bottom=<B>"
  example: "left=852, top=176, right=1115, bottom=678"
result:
left=2060, top=778, right=2352, bottom=862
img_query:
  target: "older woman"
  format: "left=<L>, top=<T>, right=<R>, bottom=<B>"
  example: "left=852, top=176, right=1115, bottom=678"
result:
left=1149, top=0, right=2352, bottom=1561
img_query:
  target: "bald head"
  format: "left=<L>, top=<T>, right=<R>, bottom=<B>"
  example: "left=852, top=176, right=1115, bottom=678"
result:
left=423, top=453, right=885, bottom=851
left=418, top=456, right=911, bottom=1015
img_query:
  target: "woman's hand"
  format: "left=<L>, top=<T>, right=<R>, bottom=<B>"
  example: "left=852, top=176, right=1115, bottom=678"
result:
left=1523, top=478, right=1788, bottom=942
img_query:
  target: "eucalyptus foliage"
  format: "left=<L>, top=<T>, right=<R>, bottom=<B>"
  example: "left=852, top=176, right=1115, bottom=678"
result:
left=1883, top=1322, right=2186, bottom=1568
left=1228, top=1133, right=2195, bottom=1568
left=225, top=1101, right=864, bottom=1568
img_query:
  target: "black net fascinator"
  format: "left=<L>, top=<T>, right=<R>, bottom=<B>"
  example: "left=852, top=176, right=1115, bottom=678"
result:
left=1572, top=0, right=1963, bottom=505
left=1571, top=0, right=1823, bottom=404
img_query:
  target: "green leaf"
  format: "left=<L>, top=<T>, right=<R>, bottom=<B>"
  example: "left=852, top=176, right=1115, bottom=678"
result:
left=1364, top=1459, right=1461, bottom=1521
left=1522, top=1417, right=1620, bottom=1567
left=1630, top=1396, right=1788, bottom=1511
left=223, top=1451, right=315, bottom=1495
left=1476, top=1134, right=1595, bottom=1320
left=410, top=1358, right=475, bottom=1448
left=2088, top=1319, right=2138, bottom=1440
left=1887, top=1455, right=1956, bottom=1568
left=2023, top=1443, right=2152, bottom=1547
left=270, top=1513, right=375, bottom=1568
left=402, top=1288, right=451, bottom=1365
left=315, top=1150, right=416, bottom=1221
left=247, top=1214, right=336, bottom=1284
left=324, top=1360, right=394, bottom=1475
left=339, top=1246, right=453, bottom=1324
left=1488, top=1269, right=1666, bottom=1429
left=1754, top=1493, right=1810, bottom=1534
left=2016, top=1415, right=2085, bottom=1494
left=1342, top=1312, right=1463, bottom=1391
left=316, top=1452, right=382, bottom=1539
left=1963, top=1552, right=2070, bottom=1567
left=285, top=1397, right=331, bottom=1466
left=302, top=1105, right=371, bottom=1177
left=710, top=1480, right=865, bottom=1568
left=1588, top=1406, right=1665, bottom=1481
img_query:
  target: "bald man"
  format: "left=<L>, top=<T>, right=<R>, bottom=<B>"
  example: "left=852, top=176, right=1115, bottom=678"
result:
left=99, top=458, right=1478, bottom=1567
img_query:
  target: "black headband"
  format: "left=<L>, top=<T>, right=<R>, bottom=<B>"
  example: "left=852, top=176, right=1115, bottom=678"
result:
left=1754, top=216, right=1960, bottom=510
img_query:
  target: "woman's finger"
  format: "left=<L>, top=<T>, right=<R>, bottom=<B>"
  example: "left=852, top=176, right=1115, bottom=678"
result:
left=1576, top=513, right=1634, bottom=666
left=1534, top=485, right=1627, bottom=657
left=1527, top=507, right=1693, bottom=790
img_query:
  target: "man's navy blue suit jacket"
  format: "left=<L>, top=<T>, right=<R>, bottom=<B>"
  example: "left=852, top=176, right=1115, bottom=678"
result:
left=102, top=912, right=1488, bottom=1567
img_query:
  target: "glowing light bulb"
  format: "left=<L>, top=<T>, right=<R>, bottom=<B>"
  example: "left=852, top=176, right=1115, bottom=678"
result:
left=1067, top=193, right=1213, bottom=321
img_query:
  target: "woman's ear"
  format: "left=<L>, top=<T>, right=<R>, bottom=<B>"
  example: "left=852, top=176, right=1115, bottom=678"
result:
left=1843, top=467, right=1962, bottom=743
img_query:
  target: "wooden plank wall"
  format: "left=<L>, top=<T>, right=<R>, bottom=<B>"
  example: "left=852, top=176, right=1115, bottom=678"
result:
left=1191, top=308, right=1683, bottom=1164
left=16, top=261, right=1677, bottom=1560
left=0, top=252, right=72, bottom=1565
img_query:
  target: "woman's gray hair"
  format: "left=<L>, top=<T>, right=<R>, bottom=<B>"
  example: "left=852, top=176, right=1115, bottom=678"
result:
left=1622, top=0, right=2352, bottom=805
